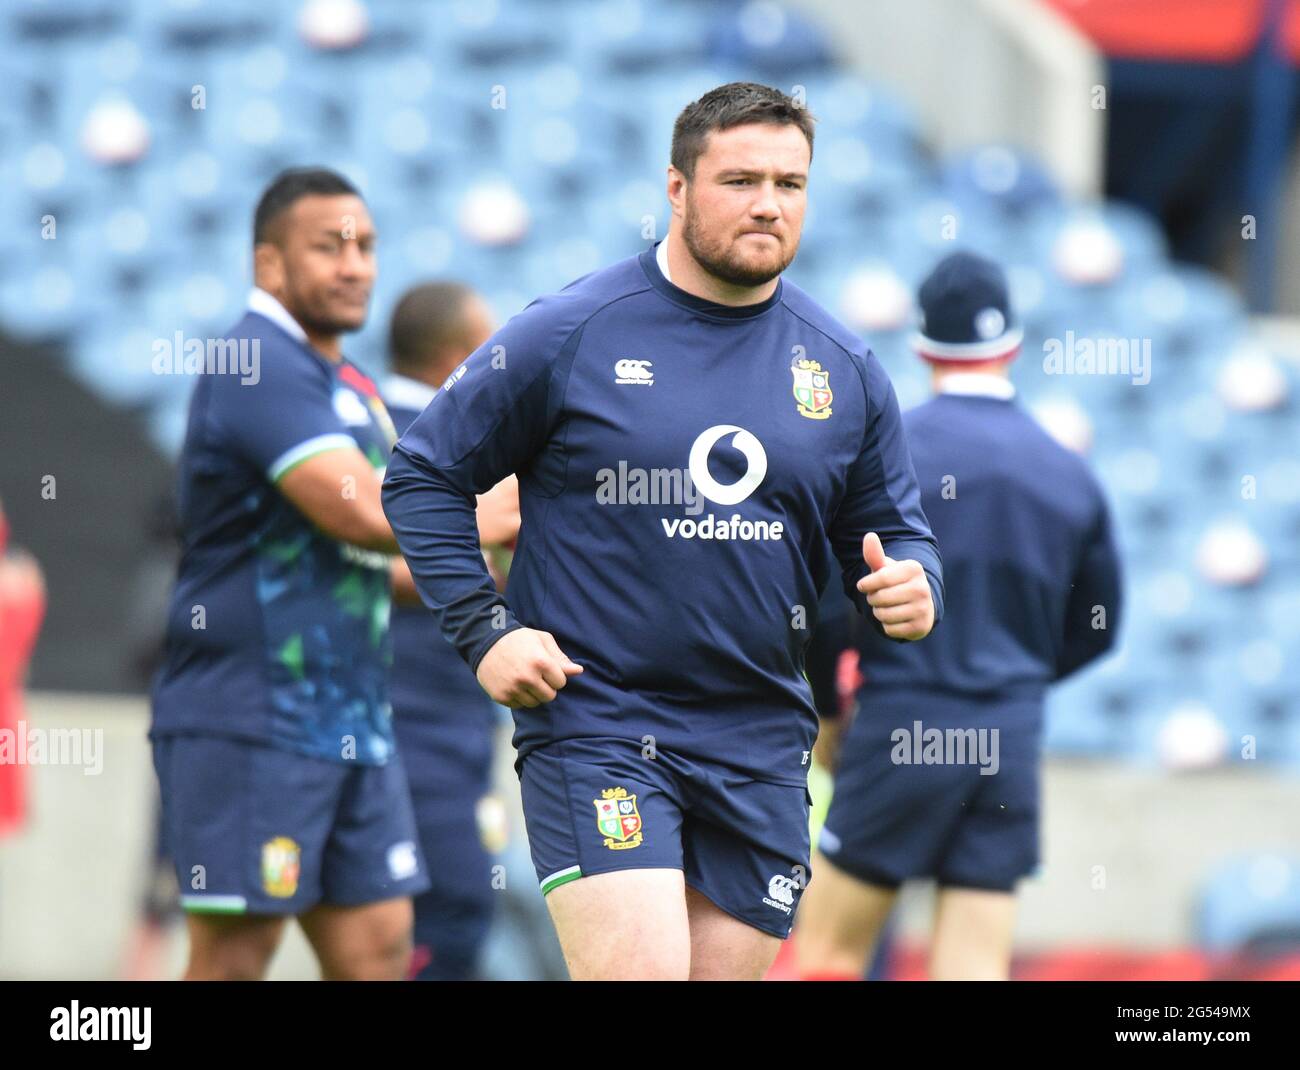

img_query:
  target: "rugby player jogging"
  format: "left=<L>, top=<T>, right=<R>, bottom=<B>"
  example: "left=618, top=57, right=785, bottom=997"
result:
left=383, top=84, right=944, bottom=981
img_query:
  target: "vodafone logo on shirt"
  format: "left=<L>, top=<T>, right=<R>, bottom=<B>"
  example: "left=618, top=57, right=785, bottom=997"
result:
left=688, top=424, right=767, bottom=505
left=662, top=425, right=783, bottom=541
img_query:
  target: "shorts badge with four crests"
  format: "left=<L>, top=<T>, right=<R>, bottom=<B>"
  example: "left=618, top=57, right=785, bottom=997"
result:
left=594, top=787, right=643, bottom=850
left=262, top=836, right=301, bottom=897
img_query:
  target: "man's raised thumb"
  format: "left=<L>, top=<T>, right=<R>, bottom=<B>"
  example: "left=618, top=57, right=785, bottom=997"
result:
left=862, top=532, right=888, bottom=572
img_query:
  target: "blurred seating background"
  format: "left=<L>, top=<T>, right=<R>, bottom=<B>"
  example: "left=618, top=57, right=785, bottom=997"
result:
left=1, top=0, right=1297, bottom=978
left=2, top=0, right=1295, bottom=766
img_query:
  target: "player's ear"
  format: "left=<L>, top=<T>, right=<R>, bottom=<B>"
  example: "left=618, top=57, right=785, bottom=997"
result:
left=253, top=241, right=285, bottom=295
left=665, top=165, right=687, bottom=217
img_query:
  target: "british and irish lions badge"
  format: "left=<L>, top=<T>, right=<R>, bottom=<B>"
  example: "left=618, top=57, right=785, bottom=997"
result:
left=792, top=358, right=832, bottom=420
left=594, top=786, right=642, bottom=850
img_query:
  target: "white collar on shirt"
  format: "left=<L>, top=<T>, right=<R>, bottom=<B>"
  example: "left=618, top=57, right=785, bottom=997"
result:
left=247, top=287, right=308, bottom=344
left=380, top=373, right=438, bottom=410
left=656, top=235, right=673, bottom=283
left=937, top=372, right=1016, bottom=400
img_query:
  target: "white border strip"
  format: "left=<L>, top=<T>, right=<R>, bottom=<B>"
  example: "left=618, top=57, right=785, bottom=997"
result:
left=267, top=433, right=357, bottom=482
left=539, top=865, right=582, bottom=894
left=180, top=894, right=249, bottom=913
left=910, top=326, right=1024, bottom=360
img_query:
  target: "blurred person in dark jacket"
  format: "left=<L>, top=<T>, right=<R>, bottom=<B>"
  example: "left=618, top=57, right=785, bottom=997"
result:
left=796, top=252, right=1123, bottom=980
left=381, top=281, right=519, bottom=980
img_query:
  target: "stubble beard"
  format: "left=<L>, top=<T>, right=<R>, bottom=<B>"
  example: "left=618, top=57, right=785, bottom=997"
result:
left=680, top=202, right=796, bottom=289
left=286, top=282, right=369, bottom=338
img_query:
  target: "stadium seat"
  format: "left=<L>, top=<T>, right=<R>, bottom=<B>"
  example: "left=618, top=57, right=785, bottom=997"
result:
left=1199, top=856, right=1300, bottom=955
left=0, top=0, right=1284, bottom=741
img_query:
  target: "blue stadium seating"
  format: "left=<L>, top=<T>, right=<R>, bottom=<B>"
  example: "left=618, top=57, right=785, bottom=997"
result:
left=1198, top=856, right=1300, bottom=954
left=2, top=0, right=1296, bottom=764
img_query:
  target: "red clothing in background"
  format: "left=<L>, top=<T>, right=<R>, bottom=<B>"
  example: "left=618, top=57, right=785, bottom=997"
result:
left=1044, top=0, right=1300, bottom=64
left=0, top=553, right=45, bottom=837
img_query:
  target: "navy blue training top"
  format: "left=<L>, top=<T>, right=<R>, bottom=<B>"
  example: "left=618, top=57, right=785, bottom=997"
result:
left=153, top=299, right=398, bottom=764
left=383, top=242, right=943, bottom=785
left=856, top=386, right=1122, bottom=703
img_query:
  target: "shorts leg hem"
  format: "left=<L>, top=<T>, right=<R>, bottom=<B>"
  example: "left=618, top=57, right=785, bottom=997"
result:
left=537, top=861, right=684, bottom=896
left=684, top=879, right=791, bottom=941
left=323, top=876, right=432, bottom=908
left=181, top=895, right=303, bottom=917
left=934, top=875, right=1023, bottom=894
left=539, top=865, right=583, bottom=895
left=816, top=850, right=905, bottom=892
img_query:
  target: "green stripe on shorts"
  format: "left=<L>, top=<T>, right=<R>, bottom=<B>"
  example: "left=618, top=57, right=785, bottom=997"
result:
left=539, top=865, right=582, bottom=895
left=180, top=894, right=249, bottom=915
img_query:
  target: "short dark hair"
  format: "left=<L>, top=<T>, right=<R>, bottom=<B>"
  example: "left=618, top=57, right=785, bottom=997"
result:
left=671, top=82, right=816, bottom=180
left=253, top=167, right=361, bottom=245
left=389, top=281, right=478, bottom=374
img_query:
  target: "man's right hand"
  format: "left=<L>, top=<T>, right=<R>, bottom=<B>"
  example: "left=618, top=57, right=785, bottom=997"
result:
left=476, top=474, right=520, bottom=548
left=477, top=627, right=583, bottom=708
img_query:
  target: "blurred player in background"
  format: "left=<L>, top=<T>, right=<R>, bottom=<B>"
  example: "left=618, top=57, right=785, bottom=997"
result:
left=0, top=499, right=45, bottom=842
left=795, top=251, right=1123, bottom=980
left=383, top=82, right=943, bottom=981
left=120, top=496, right=183, bottom=980
left=382, top=282, right=520, bottom=980
left=150, top=168, right=429, bottom=980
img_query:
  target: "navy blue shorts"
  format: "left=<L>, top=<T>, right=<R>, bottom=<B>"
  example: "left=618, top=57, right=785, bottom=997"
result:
left=153, top=733, right=430, bottom=915
left=519, top=737, right=811, bottom=939
left=819, top=692, right=1042, bottom=893
left=395, top=717, right=497, bottom=981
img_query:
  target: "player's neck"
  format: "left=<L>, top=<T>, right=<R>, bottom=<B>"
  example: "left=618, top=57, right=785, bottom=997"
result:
left=663, top=230, right=779, bottom=307
left=930, top=362, right=1010, bottom=393
left=255, top=285, right=344, bottom=363
left=306, top=331, right=343, bottom=362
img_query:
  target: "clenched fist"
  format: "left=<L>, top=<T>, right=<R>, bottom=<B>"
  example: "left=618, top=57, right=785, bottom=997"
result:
left=856, top=532, right=935, bottom=641
left=477, top=627, right=583, bottom=708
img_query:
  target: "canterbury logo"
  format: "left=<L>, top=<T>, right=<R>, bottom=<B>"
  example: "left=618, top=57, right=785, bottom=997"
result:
left=767, top=874, right=798, bottom=905
left=614, top=359, right=653, bottom=385
left=688, top=424, right=767, bottom=506
left=763, top=873, right=800, bottom=914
